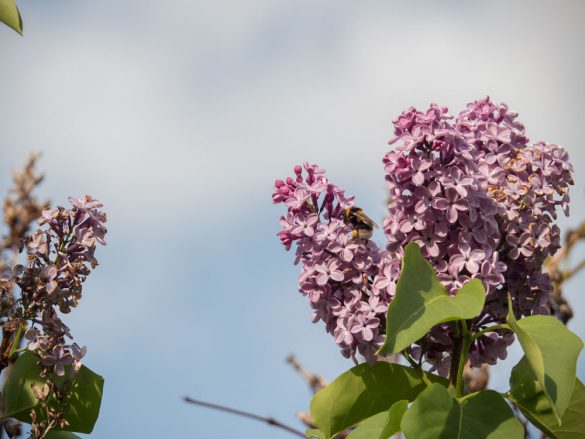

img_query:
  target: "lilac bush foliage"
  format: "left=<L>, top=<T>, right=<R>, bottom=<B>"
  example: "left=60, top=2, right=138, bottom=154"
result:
left=0, top=156, right=107, bottom=437
left=273, top=97, right=573, bottom=373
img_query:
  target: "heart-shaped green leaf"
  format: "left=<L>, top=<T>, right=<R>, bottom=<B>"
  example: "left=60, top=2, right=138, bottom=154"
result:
left=507, top=298, right=583, bottom=424
left=0, top=0, right=22, bottom=35
left=347, top=399, right=408, bottom=439
left=509, top=357, right=585, bottom=438
left=309, top=361, right=445, bottom=439
left=2, top=352, right=104, bottom=433
left=401, top=383, right=523, bottom=439
left=378, top=243, right=485, bottom=354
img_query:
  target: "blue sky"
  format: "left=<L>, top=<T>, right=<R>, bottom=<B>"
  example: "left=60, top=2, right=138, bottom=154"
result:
left=1, top=1, right=585, bottom=437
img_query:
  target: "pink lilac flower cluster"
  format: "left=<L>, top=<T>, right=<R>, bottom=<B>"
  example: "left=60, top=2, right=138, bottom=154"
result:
left=273, top=163, right=394, bottom=363
left=274, top=98, right=573, bottom=373
left=14, top=195, right=107, bottom=376
left=455, top=100, right=572, bottom=319
left=384, top=97, right=572, bottom=371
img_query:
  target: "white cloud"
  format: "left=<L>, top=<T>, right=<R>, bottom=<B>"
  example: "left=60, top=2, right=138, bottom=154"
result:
left=2, top=1, right=584, bottom=233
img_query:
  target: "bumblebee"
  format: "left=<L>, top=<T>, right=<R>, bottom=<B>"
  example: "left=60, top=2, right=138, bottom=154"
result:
left=343, top=207, right=378, bottom=240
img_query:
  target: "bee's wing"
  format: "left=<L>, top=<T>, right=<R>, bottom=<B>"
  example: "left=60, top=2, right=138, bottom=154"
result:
left=355, top=212, right=378, bottom=228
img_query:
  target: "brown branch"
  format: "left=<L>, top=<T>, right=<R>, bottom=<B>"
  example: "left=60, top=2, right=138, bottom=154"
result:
left=544, top=220, right=585, bottom=324
left=285, top=355, right=353, bottom=438
left=286, top=354, right=327, bottom=394
left=182, top=396, right=306, bottom=438
left=565, top=258, right=585, bottom=282
left=1, top=152, right=49, bottom=255
left=546, top=224, right=584, bottom=282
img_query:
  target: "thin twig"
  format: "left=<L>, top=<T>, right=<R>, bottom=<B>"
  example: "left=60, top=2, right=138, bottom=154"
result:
left=565, top=258, right=585, bottom=282
left=544, top=221, right=585, bottom=324
left=286, top=354, right=327, bottom=394
left=183, top=396, right=306, bottom=438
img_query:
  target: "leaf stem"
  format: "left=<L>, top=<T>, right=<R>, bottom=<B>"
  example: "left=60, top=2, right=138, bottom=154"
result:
left=402, top=349, right=418, bottom=369
left=403, top=349, right=432, bottom=387
left=471, top=324, right=511, bottom=342
left=8, top=321, right=24, bottom=359
left=449, top=321, right=464, bottom=390
left=455, top=332, right=472, bottom=398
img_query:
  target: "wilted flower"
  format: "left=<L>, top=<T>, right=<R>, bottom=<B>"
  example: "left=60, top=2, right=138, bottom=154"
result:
left=14, top=196, right=107, bottom=376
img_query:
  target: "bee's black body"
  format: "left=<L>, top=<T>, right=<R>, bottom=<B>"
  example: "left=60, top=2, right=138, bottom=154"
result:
left=343, top=207, right=377, bottom=240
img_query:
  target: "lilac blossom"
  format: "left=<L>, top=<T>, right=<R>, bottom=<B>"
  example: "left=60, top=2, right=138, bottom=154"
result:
left=275, top=98, right=573, bottom=374
left=383, top=97, right=573, bottom=372
left=350, top=314, right=380, bottom=342
left=448, top=245, right=485, bottom=276
left=16, top=195, right=107, bottom=377
left=273, top=163, right=388, bottom=363
left=40, top=345, right=73, bottom=377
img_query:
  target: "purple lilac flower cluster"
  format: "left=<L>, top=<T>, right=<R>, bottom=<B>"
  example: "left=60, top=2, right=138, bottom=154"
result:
left=274, top=98, right=573, bottom=373
left=273, top=163, right=394, bottom=363
left=14, top=195, right=107, bottom=376
left=455, top=99, right=572, bottom=318
left=384, top=97, right=572, bottom=371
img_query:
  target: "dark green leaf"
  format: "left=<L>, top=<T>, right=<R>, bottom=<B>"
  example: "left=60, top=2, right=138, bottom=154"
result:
left=45, top=432, right=81, bottom=439
left=2, top=352, right=104, bottom=433
left=510, top=358, right=585, bottom=438
left=378, top=243, right=485, bottom=354
left=507, top=298, right=583, bottom=423
left=401, top=383, right=523, bottom=439
left=310, top=361, right=445, bottom=439
left=347, top=400, right=408, bottom=439
left=0, top=0, right=22, bottom=35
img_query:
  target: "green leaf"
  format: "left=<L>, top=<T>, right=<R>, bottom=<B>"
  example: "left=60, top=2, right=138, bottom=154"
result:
left=346, top=412, right=387, bottom=439
left=347, top=400, right=408, bottom=439
left=401, top=383, right=523, bottom=439
left=306, top=429, right=325, bottom=439
left=377, top=243, right=485, bottom=354
left=510, top=358, right=585, bottom=438
left=45, top=432, right=82, bottom=439
left=507, top=298, right=583, bottom=423
left=2, top=352, right=104, bottom=433
left=0, top=0, right=22, bottom=35
left=379, top=399, right=408, bottom=439
left=310, top=361, right=445, bottom=439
